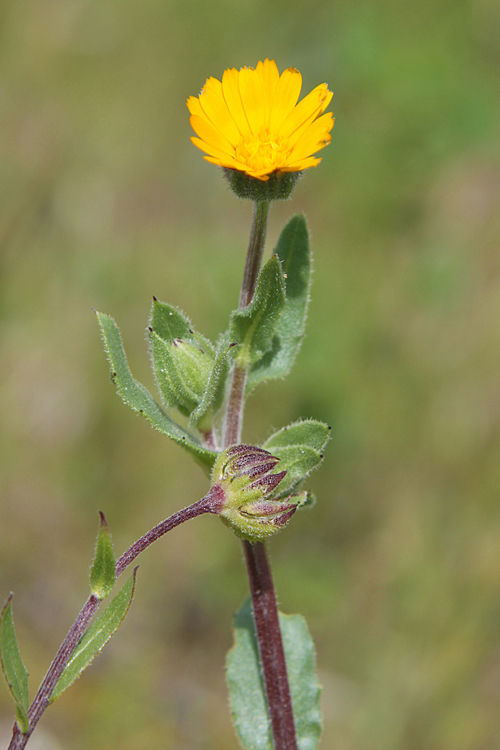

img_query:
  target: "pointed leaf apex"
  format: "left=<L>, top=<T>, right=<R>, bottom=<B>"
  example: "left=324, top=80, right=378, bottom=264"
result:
left=90, top=513, right=116, bottom=600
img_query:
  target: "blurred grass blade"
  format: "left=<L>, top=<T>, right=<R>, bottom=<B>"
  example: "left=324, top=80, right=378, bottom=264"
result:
left=226, top=598, right=322, bottom=750
left=96, top=311, right=217, bottom=472
left=90, top=512, right=116, bottom=600
left=247, top=215, right=311, bottom=392
left=0, top=595, right=30, bottom=733
left=51, top=570, right=137, bottom=703
left=229, top=255, right=286, bottom=367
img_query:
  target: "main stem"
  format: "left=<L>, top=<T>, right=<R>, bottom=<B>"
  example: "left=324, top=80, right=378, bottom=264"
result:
left=224, top=199, right=298, bottom=750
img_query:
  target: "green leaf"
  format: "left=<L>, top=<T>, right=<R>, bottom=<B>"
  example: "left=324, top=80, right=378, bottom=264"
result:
left=51, top=570, right=137, bottom=702
left=149, top=330, right=213, bottom=415
left=262, top=419, right=331, bottom=493
left=96, top=311, right=217, bottom=473
left=90, top=513, right=116, bottom=600
left=247, top=215, right=311, bottom=392
left=0, top=596, right=30, bottom=733
left=229, top=255, right=286, bottom=367
left=150, top=298, right=214, bottom=355
left=226, top=598, right=322, bottom=750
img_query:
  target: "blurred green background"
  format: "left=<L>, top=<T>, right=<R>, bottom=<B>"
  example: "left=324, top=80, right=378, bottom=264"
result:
left=1, top=0, right=500, bottom=748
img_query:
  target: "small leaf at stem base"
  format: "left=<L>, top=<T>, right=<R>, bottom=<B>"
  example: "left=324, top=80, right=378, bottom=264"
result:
left=226, top=597, right=322, bottom=750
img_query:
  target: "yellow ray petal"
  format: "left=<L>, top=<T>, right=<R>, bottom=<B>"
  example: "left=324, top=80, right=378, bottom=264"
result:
left=189, top=115, right=235, bottom=156
left=288, top=113, right=334, bottom=159
left=187, top=96, right=204, bottom=118
left=203, top=154, right=244, bottom=169
left=238, top=66, right=265, bottom=135
left=190, top=137, right=241, bottom=167
left=256, top=59, right=280, bottom=129
left=280, top=156, right=321, bottom=172
left=199, top=77, right=241, bottom=145
left=268, top=67, right=302, bottom=134
left=221, top=67, right=251, bottom=137
left=279, top=84, right=332, bottom=140
left=288, top=127, right=332, bottom=164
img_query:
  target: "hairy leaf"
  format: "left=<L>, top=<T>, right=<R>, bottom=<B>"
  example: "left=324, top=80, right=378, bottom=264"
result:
left=96, top=311, right=217, bottom=472
left=263, top=419, right=331, bottom=493
left=229, top=255, right=286, bottom=367
left=0, top=596, right=29, bottom=733
left=51, top=571, right=137, bottom=702
left=90, top=513, right=116, bottom=600
left=247, top=215, right=311, bottom=392
left=226, top=598, right=322, bottom=750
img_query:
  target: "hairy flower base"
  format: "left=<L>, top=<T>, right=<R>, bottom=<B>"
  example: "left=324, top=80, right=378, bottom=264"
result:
left=188, top=59, right=334, bottom=184
left=223, top=168, right=302, bottom=201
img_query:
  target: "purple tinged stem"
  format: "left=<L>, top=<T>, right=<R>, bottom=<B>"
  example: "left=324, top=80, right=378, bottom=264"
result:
left=7, top=487, right=225, bottom=750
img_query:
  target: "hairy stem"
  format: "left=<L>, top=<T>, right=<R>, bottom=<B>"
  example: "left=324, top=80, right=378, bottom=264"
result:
left=223, top=199, right=298, bottom=750
left=243, top=541, right=298, bottom=750
left=8, top=488, right=224, bottom=750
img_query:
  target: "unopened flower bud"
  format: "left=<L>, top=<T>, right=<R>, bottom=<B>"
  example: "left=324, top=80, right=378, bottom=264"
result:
left=210, top=444, right=305, bottom=542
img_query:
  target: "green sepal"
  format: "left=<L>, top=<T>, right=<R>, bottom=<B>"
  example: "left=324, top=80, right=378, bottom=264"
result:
left=96, top=311, right=217, bottom=473
left=89, top=513, right=116, bottom=600
left=50, top=570, right=137, bottom=703
left=149, top=299, right=217, bottom=416
left=226, top=597, right=322, bottom=750
left=149, top=330, right=213, bottom=415
left=247, top=215, right=311, bottom=393
left=262, top=419, right=331, bottom=494
left=229, top=255, right=286, bottom=367
left=188, top=335, right=234, bottom=429
left=0, top=596, right=30, bottom=734
left=222, top=169, right=302, bottom=201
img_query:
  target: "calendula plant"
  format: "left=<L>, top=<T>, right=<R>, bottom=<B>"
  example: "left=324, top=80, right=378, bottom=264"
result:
left=1, top=58, right=334, bottom=750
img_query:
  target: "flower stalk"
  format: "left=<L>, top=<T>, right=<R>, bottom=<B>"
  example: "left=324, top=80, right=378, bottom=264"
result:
left=7, top=488, right=225, bottom=750
left=223, top=199, right=298, bottom=750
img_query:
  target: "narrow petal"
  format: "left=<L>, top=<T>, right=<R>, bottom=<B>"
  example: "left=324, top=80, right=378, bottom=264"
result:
left=187, top=96, right=204, bottom=118
left=268, top=67, right=302, bottom=133
left=288, top=134, right=331, bottom=164
left=190, top=137, right=241, bottom=168
left=238, top=66, right=265, bottom=135
left=288, top=113, right=334, bottom=161
left=204, top=154, right=245, bottom=169
left=221, top=67, right=251, bottom=137
left=199, top=77, right=241, bottom=145
left=256, top=59, right=280, bottom=129
left=189, top=115, right=235, bottom=156
left=279, top=84, right=331, bottom=140
left=280, top=156, right=322, bottom=172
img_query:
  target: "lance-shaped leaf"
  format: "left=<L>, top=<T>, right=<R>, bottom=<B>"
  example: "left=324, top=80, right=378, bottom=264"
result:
left=226, top=597, right=322, bottom=750
left=90, top=513, right=116, bottom=600
left=247, top=215, right=311, bottom=393
left=50, top=570, right=137, bottom=702
left=96, top=312, right=217, bottom=472
left=262, top=419, right=331, bottom=494
left=229, top=255, right=286, bottom=367
left=0, top=596, right=29, bottom=734
left=150, top=298, right=214, bottom=355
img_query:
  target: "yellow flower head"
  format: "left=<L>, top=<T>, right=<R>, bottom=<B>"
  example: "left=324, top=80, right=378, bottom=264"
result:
left=187, top=59, right=334, bottom=182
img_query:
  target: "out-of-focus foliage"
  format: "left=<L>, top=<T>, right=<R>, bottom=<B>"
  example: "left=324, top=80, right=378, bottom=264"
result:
left=1, top=0, right=500, bottom=748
